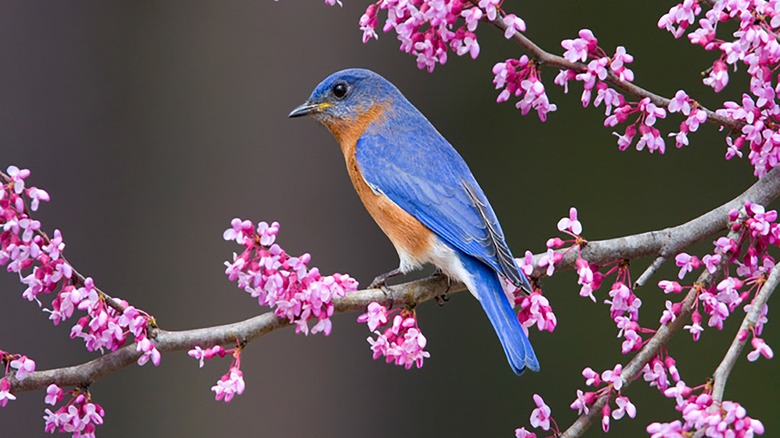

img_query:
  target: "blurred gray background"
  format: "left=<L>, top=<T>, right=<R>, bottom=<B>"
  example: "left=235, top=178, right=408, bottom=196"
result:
left=1, top=1, right=777, bottom=436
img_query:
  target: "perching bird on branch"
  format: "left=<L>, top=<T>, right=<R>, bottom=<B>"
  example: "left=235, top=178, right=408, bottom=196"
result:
left=290, top=68, right=538, bottom=374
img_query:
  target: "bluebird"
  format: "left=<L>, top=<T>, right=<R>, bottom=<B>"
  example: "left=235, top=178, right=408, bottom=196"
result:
left=289, top=68, right=539, bottom=374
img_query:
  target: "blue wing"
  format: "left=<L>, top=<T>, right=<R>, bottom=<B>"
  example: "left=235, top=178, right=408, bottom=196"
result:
left=355, top=105, right=530, bottom=291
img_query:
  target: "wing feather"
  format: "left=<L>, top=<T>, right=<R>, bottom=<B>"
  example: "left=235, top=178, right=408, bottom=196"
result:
left=355, top=116, right=529, bottom=291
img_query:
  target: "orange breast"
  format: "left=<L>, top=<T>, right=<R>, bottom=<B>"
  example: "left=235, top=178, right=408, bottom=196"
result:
left=324, top=105, right=434, bottom=271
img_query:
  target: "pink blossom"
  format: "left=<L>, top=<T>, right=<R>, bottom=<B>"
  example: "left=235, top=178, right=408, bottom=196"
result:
left=514, top=428, right=536, bottom=438
left=0, top=378, right=16, bottom=407
left=703, top=60, right=729, bottom=92
left=502, top=14, right=526, bottom=39
left=660, top=300, right=681, bottom=324
left=601, top=364, right=623, bottom=390
left=674, top=252, right=700, bottom=279
left=136, top=336, right=161, bottom=366
left=593, top=83, right=623, bottom=115
left=44, top=384, right=63, bottom=406
left=612, top=395, right=636, bottom=420
left=365, top=311, right=430, bottom=369
left=554, top=69, right=576, bottom=94
left=561, top=29, right=598, bottom=63
left=357, top=301, right=389, bottom=331
left=613, top=124, right=636, bottom=150
left=658, top=0, right=701, bottom=38
left=582, top=367, right=601, bottom=386
left=643, top=358, right=670, bottom=391
left=6, top=165, right=30, bottom=194
left=609, top=46, right=634, bottom=82
left=664, top=380, right=691, bottom=406
left=223, top=218, right=254, bottom=245
left=546, top=237, right=564, bottom=248
left=529, top=394, right=552, bottom=430
left=520, top=250, right=534, bottom=276
left=747, top=337, right=774, bottom=361
left=557, top=207, right=582, bottom=235
left=516, top=291, right=557, bottom=332
left=668, top=90, right=692, bottom=115
left=621, top=329, right=643, bottom=354
left=601, top=405, right=611, bottom=432
left=570, top=389, right=596, bottom=415
left=461, top=7, right=482, bottom=32
left=359, top=4, right=378, bottom=42
left=575, top=258, right=596, bottom=302
left=453, top=32, right=480, bottom=59
left=647, top=420, right=684, bottom=437
left=212, top=367, right=246, bottom=402
left=477, top=0, right=500, bottom=21
left=635, top=124, right=665, bottom=153
left=9, top=355, right=35, bottom=380
left=224, top=220, right=358, bottom=336
left=658, top=280, right=683, bottom=294
left=605, top=282, right=641, bottom=322
left=26, top=187, right=49, bottom=212
left=684, top=310, right=704, bottom=341
left=537, top=248, right=561, bottom=277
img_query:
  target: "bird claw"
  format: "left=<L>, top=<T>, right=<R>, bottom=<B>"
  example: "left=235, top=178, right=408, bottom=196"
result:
left=429, top=269, right=453, bottom=307
left=369, top=268, right=402, bottom=309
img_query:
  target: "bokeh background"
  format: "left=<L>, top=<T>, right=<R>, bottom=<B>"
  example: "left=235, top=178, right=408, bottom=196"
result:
left=1, top=1, right=777, bottom=436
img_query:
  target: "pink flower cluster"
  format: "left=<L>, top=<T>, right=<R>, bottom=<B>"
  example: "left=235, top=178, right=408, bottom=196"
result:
left=667, top=90, right=708, bottom=149
left=1, top=166, right=159, bottom=363
left=43, top=385, right=105, bottom=438
left=358, top=0, right=525, bottom=72
left=358, top=303, right=430, bottom=369
left=515, top=292, right=557, bottom=333
left=0, top=351, right=37, bottom=407
left=660, top=0, right=780, bottom=176
left=662, top=202, right=775, bottom=350
left=493, top=56, right=557, bottom=121
left=189, top=344, right=246, bottom=403
left=514, top=394, right=558, bottom=438
left=642, top=353, right=765, bottom=437
left=223, top=219, right=358, bottom=336
left=570, top=365, right=637, bottom=433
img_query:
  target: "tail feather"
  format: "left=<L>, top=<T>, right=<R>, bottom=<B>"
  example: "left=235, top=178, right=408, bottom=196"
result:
left=462, top=257, right=539, bottom=374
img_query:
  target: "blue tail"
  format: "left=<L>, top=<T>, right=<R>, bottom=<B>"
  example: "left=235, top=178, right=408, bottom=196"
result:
left=461, top=256, right=539, bottom=374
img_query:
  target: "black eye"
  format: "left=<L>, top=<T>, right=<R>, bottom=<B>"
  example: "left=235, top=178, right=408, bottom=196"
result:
left=332, top=82, right=348, bottom=99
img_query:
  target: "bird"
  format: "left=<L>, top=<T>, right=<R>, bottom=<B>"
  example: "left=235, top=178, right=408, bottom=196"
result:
left=289, top=68, right=539, bottom=374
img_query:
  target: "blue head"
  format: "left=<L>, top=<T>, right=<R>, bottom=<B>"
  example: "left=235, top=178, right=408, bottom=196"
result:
left=289, top=68, right=401, bottom=126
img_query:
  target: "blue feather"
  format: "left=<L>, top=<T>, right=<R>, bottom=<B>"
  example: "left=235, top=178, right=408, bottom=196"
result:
left=460, top=254, right=539, bottom=374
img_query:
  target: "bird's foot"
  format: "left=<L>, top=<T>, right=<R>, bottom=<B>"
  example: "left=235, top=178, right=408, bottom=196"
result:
left=368, top=268, right=402, bottom=290
left=429, top=268, right=453, bottom=306
left=369, top=268, right=403, bottom=309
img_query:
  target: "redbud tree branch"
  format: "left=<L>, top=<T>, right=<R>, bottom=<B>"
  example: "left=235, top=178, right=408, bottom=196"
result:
left=560, top=228, right=740, bottom=438
left=0, top=170, right=126, bottom=315
left=10, top=164, right=780, bottom=397
left=480, top=3, right=744, bottom=133
left=710, top=262, right=780, bottom=403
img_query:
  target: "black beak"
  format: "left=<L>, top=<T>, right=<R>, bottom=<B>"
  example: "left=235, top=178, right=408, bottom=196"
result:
left=288, top=102, right=320, bottom=118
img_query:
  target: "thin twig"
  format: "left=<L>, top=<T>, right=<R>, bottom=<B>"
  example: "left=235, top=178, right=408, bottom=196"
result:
left=634, top=256, right=668, bottom=289
left=481, top=4, right=744, bottom=133
left=0, top=171, right=126, bottom=314
left=710, top=262, right=780, bottom=403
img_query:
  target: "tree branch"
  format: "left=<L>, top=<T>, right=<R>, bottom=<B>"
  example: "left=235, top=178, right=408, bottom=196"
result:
left=531, top=165, right=780, bottom=277
left=481, top=6, right=744, bottom=133
left=560, top=227, right=740, bottom=438
left=9, top=166, right=780, bottom=396
left=710, top=262, right=780, bottom=403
